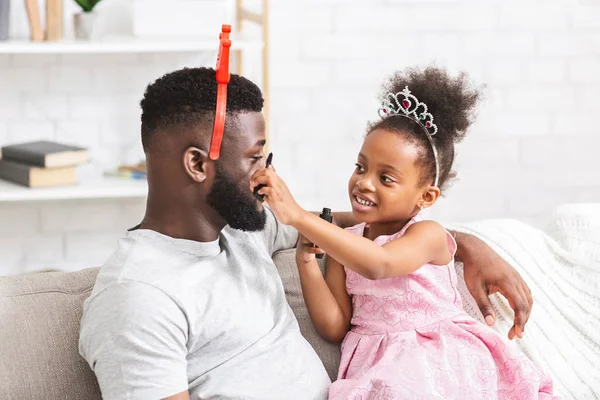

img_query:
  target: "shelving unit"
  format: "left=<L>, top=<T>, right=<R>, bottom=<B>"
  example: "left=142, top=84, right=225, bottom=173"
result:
left=0, top=36, right=263, bottom=54
left=0, top=177, right=147, bottom=202
left=0, top=0, right=269, bottom=203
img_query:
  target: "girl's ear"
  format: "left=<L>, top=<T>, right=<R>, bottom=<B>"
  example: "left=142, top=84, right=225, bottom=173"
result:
left=419, top=186, right=441, bottom=210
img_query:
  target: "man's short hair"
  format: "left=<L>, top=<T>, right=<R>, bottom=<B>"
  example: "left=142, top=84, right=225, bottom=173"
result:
left=140, top=67, right=264, bottom=151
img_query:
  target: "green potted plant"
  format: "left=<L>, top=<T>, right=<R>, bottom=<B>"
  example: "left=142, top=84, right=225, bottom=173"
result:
left=73, top=0, right=102, bottom=39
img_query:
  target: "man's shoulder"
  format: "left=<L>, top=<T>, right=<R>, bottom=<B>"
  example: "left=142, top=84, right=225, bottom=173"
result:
left=88, top=279, right=174, bottom=311
left=89, top=231, right=187, bottom=307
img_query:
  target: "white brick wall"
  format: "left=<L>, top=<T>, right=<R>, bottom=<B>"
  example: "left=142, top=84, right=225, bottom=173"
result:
left=1, top=0, right=599, bottom=275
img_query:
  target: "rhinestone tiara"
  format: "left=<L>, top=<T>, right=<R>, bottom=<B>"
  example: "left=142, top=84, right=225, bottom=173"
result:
left=378, top=86, right=438, bottom=135
left=377, top=86, right=440, bottom=187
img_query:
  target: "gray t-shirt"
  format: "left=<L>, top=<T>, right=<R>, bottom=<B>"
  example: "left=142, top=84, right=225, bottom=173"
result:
left=79, top=209, right=330, bottom=400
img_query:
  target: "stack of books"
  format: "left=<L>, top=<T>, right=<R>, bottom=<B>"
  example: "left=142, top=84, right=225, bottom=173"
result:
left=0, top=140, right=89, bottom=188
left=104, top=162, right=147, bottom=180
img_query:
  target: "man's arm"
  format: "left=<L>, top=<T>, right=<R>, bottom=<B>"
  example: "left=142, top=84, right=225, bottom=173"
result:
left=451, top=230, right=533, bottom=340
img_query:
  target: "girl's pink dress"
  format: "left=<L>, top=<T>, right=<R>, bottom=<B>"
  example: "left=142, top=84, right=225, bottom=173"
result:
left=328, top=216, right=556, bottom=400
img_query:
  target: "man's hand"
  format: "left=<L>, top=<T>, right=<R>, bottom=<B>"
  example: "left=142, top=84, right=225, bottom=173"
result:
left=455, top=232, right=533, bottom=340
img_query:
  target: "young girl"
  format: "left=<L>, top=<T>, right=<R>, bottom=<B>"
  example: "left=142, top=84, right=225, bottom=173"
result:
left=251, top=67, right=556, bottom=399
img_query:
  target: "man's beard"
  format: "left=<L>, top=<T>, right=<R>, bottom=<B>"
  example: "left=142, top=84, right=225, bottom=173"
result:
left=207, top=164, right=267, bottom=232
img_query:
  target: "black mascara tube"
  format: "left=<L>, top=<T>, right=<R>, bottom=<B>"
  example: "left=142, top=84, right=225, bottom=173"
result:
left=254, top=152, right=273, bottom=201
left=315, top=207, right=332, bottom=259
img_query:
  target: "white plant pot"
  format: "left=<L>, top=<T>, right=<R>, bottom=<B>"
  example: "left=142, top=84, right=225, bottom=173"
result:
left=73, top=12, right=99, bottom=40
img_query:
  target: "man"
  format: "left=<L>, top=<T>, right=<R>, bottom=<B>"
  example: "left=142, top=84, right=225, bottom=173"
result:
left=79, top=67, right=533, bottom=400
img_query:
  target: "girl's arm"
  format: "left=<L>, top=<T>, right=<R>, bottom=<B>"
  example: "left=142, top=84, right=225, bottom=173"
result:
left=252, top=169, right=451, bottom=280
left=296, top=235, right=352, bottom=343
left=296, top=212, right=451, bottom=279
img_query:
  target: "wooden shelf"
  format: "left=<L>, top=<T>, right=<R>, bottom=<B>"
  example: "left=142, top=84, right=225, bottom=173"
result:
left=0, top=176, right=147, bottom=202
left=0, top=36, right=263, bottom=54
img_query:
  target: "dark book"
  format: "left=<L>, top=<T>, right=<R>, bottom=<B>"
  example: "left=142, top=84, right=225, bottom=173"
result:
left=0, top=159, right=77, bottom=188
left=1, top=140, right=89, bottom=168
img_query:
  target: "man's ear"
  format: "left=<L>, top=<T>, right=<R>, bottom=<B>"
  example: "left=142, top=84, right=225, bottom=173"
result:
left=182, top=147, right=210, bottom=183
left=420, top=186, right=441, bottom=210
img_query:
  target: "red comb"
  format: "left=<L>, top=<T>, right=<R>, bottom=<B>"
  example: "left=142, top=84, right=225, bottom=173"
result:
left=209, top=24, right=232, bottom=160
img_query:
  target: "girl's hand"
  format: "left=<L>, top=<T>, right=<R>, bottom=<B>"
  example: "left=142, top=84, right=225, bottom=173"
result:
left=296, top=234, right=325, bottom=264
left=250, top=168, right=304, bottom=226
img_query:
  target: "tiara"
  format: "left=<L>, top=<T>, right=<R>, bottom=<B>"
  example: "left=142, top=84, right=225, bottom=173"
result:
left=378, top=86, right=438, bottom=135
left=377, top=86, right=440, bottom=187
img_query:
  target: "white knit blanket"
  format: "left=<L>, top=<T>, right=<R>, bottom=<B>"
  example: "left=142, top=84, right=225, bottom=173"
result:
left=447, top=213, right=600, bottom=399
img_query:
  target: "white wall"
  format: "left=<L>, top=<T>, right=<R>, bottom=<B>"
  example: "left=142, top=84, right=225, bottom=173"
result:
left=267, top=0, right=600, bottom=226
left=1, top=0, right=599, bottom=275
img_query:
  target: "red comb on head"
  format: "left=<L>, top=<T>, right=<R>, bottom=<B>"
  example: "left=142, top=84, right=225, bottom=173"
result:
left=209, top=24, right=232, bottom=160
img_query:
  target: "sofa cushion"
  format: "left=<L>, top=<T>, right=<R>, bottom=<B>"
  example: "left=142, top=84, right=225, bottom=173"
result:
left=0, top=267, right=102, bottom=400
